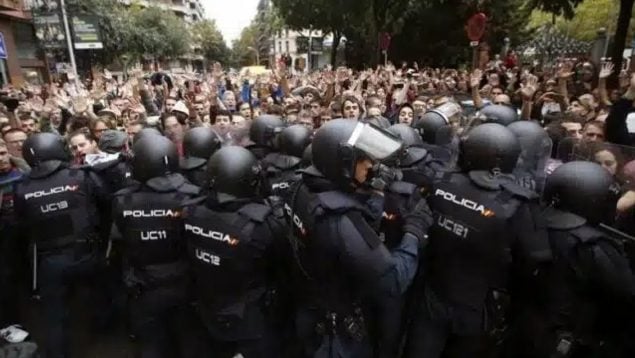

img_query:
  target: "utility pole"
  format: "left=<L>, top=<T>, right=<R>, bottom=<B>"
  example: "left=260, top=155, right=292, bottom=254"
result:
left=60, top=0, right=79, bottom=86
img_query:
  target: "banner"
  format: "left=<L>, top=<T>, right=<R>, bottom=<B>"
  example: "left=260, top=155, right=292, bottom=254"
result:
left=71, top=15, right=103, bottom=50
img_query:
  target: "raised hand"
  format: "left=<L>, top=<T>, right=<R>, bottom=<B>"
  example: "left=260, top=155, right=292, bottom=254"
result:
left=520, top=74, right=538, bottom=101
left=599, top=62, right=614, bottom=79
left=470, top=69, right=482, bottom=89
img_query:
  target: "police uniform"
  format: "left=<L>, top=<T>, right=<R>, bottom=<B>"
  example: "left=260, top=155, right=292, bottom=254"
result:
left=183, top=197, right=286, bottom=357
left=286, top=169, right=429, bottom=358
left=112, top=173, right=199, bottom=358
left=260, top=152, right=303, bottom=197
left=14, top=163, right=109, bottom=358
left=404, top=171, right=551, bottom=358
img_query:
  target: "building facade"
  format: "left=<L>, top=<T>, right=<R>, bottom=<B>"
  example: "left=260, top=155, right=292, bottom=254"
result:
left=120, top=0, right=205, bottom=23
left=0, top=0, right=48, bottom=85
left=271, top=29, right=345, bottom=72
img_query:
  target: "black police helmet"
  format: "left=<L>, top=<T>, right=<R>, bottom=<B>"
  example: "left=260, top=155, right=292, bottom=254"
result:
left=388, top=123, right=423, bottom=147
left=180, top=127, right=222, bottom=170
left=460, top=123, right=521, bottom=173
left=279, top=124, right=312, bottom=158
left=207, top=146, right=261, bottom=202
left=312, top=119, right=360, bottom=183
left=507, top=120, right=550, bottom=153
left=544, top=161, right=616, bottom=223
left=133, top=127, right=162, bottom=143
left=22, top=132, right=69, bottom=173
left=412, top=111, right=449, bottom=145
left=479, top=104, right=518, bottom=126
left=312, top=119, right=402, bottom=184
left=132, top=135, right=179, bottom=182
left=249, top=115, right=285, bottom=147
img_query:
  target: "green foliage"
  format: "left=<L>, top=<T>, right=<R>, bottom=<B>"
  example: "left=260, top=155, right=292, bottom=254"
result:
left=127, top=6, right=191, bottom=60
left=64, top=0, right=191, bottom=64
left=231, top=23, right=260, bottom=67
left=528, top=0, right=630, bottom=42
left=191, top=20, right=231, bottom=64
left=525, top=0, right=585, bottom=19
left=64, top=0, right=131, bottom=65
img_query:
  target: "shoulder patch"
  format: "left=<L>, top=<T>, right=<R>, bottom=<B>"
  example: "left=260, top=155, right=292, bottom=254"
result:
left=500, top=182, right=539, bottom=200
left=238, top=203, right=272, bottom=223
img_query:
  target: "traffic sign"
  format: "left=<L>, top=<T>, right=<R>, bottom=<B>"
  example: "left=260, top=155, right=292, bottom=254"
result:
left=0, top=33, right=8, bottom=59
left=466, top=13, right=487, bottom=42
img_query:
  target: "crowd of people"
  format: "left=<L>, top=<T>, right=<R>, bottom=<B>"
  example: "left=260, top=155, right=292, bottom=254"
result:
left=1, top=54, right=635, bottom=358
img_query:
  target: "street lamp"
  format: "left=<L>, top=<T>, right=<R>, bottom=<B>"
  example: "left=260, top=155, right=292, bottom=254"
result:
left=247, top=46, right=260, bottom=66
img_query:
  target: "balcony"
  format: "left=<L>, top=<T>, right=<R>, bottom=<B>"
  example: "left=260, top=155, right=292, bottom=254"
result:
left=0, top=0, right=22, bottom=11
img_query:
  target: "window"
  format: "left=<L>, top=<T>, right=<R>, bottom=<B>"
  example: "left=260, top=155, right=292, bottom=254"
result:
left=13, top=22, right=38, bottom=60
left=279, top=41, right=282, bottom=53
left=285, top=40, right=289, bottom=54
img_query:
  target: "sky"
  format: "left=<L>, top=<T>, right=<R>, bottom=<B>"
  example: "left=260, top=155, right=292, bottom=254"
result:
left=202, top=0, right=260, bottom=47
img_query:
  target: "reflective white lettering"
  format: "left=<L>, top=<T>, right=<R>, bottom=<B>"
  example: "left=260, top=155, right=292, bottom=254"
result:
left=195, top=248, right=220, bottom=266
left=140, top=230, right=167, bottom=241
left=272, top=182, right=290, bottom=190
left=283, top=203, right=306, bottom=235
left=25, top=185, right=79, bottom=200
left=438, top=215, right=469, bottom=239
left=122, top=209, right=181, bottom=218
left=434, top=189, right=494, bottom=217
left=40, top=200, right=69, bottom=213
left=184, top=224, right=239, bottom=246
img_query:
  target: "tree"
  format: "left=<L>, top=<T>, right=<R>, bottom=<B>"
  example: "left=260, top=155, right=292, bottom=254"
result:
left=528, top=0, right=623, bottom=41
left=191, top=20, right=231, bottom=64
left=231, top=23, right=260, bottom=67
left=127, top=5, right=191, bottom=63
left=272, top=0, right=365, bottom=67
left=525, top=0, right=585, bottom=21
left=64, top=0, right=132, bottom=65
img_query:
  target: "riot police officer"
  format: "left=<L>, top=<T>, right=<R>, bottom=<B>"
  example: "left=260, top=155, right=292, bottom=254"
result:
left=183, top=146, right=286, bottom=358
left=479, top=104, right=519, bottom=126
left=14, top=133, right=109, bottom=358
left=111, top=135, right=199, bottom=358
left=261, top=124, right=311, bottom=197
left=507, top=161, right=635, bottom=357
left=248, top=115, right=285, bottom=159
left=506, top=120, right=552, bottom=192
left=179, top=127, right=222, bottom=188
left=411, top=110, right=456, bottom=164
left=404, top=123, right=552, bottom=358
left=285, top=119, right=433, bottom=357
left=388, top=123, right=445, bottom=190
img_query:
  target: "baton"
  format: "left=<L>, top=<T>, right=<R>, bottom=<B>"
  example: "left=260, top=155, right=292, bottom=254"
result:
left=32, top=242, right=37, bottom=292
left=599, top=223, right=635, bottom=244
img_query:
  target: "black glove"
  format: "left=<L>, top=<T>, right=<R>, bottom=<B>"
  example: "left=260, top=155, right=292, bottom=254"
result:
left=368, top=164, right=403, bottom=191
left=402, top=198, right=434, bottom=242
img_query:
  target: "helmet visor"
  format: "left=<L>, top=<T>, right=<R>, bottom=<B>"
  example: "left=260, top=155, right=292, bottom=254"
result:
left=347, top=122, right=403, bottom=162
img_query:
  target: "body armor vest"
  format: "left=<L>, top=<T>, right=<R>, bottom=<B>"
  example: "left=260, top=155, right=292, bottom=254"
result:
left=184, top=201, right=273, bottom=340
left=183, top=166, right=207, bottom=188
left=261, top=153, right=302, bottom=197
left=184, top=202, right=272, bottom=308
left=16, top=167, right=99, bottom=251
left=113, top=183, right=197, bottom=269
left=426, top=172, right=529, bottom=308
left=286, top=182, right=378, bottom=312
